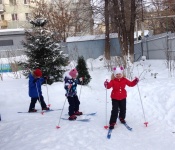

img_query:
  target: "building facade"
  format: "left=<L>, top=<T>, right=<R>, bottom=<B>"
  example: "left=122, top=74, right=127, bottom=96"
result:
left=0, top=0, right=37, bottom=29
left=0, top=0, right=94, bottom=36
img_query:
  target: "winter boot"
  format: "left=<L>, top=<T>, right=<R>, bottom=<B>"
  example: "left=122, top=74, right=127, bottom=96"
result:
left=119, top=118, right=126, bottom=124
left=74, top=111, right=83, bottom=116
left=109, top=123, right=116, bottom=130
left=42, top=107, right=50, bottom=111
left=68, top=115, right=77, bottom=120
left=28, top=109, right=37, bottom=113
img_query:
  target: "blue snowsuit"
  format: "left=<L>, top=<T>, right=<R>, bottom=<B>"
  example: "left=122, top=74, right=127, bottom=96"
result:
left=28, top=73, right=47, bottom=111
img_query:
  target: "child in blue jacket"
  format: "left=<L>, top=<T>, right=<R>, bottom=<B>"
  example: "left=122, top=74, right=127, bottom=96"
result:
left=64, top=68, right=83, bottom=120
left=28, top=69, right=49, bottom=112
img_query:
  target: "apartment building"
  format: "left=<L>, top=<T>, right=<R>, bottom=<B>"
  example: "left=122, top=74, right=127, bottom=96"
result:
left=0, top=0, right=94, bottom=36
left=0, top=0, right=37, bottom=29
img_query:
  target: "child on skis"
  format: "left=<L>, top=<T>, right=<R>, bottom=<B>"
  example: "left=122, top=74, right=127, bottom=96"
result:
left=28, top=68, right=49, bottom=112
left=64, top=68, right=83, bottom=120
left=104, top=67, right=139, bottom=129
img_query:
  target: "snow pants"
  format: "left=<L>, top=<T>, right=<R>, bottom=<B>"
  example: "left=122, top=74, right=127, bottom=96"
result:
left=109, top=98, right=126, bottom=124
left=67, top=95, right=80, bottom=116
left=29, top=95, right=47, bottom=111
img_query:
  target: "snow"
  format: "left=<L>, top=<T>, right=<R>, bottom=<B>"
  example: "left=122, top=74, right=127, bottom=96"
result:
left=1, top=57, right=175, bottom=150
left=66, top=33, right=118, bottom=42
left=66, top=30, right=150, bottom=43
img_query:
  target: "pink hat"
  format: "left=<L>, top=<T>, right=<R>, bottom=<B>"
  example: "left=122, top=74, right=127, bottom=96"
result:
left=69, top=68, right=78, bottom=78
left=34, top=69, right=42, bottom=77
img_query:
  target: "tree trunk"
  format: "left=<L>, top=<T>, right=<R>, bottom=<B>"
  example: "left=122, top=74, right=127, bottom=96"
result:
left=104, top=0, right=110, bottom=60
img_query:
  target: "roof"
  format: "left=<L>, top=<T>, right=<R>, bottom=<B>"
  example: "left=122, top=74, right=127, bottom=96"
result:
left=66, top=30, right=150, bottom=42
left=0, top=28, right=25, bottom=35
left=66, top=33, right=118, bottom=42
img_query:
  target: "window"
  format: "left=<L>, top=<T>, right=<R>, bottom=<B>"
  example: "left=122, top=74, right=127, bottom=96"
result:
left=24, top=0, right=30, bottom=5
left=9, top=0, right=17, bottom=5
left=0, top=40, right=13, bottom=46
left=72, top=0, right=79, bottom=4
left=12, top=14, right=18, bottom=21
left=1, top=15, right=4, bottom=20
left=25, top=13, right=29, bottom=20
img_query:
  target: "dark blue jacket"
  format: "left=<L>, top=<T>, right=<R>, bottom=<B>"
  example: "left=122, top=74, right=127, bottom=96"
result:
left=64, top=74, right=81, bottom=97
left=29, top=73, right=44, bottom=98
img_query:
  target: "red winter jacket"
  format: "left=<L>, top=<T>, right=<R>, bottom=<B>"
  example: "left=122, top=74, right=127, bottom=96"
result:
left=106, top=77, right=137, bottom=100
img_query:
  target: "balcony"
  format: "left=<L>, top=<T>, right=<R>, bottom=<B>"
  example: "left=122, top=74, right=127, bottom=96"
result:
left=0, top=4, right=5, bottom=13
left=0, top=20, right=8, bottom=28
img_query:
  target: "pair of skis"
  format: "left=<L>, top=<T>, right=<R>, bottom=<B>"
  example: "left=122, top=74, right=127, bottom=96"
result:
left=61, top=112, right=97, bottom=122
left=56, top=112, right=97, bottom=128
left=107, top=123, right=132, bottom=139
left=17, top=109, right=62, bottom=114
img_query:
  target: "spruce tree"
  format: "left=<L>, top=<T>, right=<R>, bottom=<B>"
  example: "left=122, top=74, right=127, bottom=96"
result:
left=20, top=18, right=68, bottom=84
left=76, top=56, right=91, bottom=85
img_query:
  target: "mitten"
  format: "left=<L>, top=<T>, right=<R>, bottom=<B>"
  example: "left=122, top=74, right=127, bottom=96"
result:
left=33, top=78, right=38, bottom=83
left=68, top=84, right=72, bottom=89
left=134, top=77, right=139, bottom=84
left=79, top=77, right=83, bottom=82
left=104, top=80, right=108, bottom=88
left=44, top=76, right=48, bottom=80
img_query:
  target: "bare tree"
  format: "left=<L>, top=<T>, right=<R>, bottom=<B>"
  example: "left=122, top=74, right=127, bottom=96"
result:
left=31, top=0, right=72, bottom=42
left=110, top=0, right=138, bottom=65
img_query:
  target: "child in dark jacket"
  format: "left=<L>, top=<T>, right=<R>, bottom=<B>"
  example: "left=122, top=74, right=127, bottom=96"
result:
left=64, top=68, right=83, bottom=120
left=104, top=67, right=139, bottom=129
left=28, top=69, right=49, bottom=112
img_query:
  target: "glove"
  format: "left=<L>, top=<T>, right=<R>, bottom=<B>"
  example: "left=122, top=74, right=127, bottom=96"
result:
left=79, top=77, right=83, bottom=82
left=33, top=78, right=38, bottom=83
left=134, top=77, right=139, bottom=84
left=44, top=76, right=48, bottom=80
left=104, top=80, right=108, bottom=88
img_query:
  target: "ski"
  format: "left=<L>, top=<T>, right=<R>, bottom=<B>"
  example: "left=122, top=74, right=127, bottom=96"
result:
left=65, top=112, right=96, bottom=116
left=84, top=112, right=97, bottom=116
left=17, top=109, right=61, bottom=113
left=61, top=117, right=90, bottom=122
left=107, top=129, right=112, bottom=139
left=123, top=123, right=132, bottom=131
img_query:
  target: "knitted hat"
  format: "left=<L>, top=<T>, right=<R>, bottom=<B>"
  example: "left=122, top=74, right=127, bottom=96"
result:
left=113, top=67, right=123, bottom=76
left=33, top=69, right=42, bottom=77
left=69, top=68, right=78, bottom=78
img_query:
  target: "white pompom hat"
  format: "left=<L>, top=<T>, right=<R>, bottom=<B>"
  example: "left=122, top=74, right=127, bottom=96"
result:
left=113, top=67, right=124, bottom=76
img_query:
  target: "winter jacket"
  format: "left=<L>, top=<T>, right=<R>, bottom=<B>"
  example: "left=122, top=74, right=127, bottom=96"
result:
left=64, top=72, right=81, bottom=97
left=106, top=77, right=137, bottom=100
left=29, top=73, right=44, bottom=98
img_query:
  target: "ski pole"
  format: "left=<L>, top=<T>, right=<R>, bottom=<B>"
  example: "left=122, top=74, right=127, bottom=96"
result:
left=56, top=86, right=71, bottom=129
left=104, top=79, right=108, bottom=129
left=133, top=66, right=148, bottom=127
left=56, top=97, right=67, bottom=129
left=45, top=79, right=51, bottom=107
left=78, top=79, right=83, bottom=101
left=136, top=83, right=148, bottom=127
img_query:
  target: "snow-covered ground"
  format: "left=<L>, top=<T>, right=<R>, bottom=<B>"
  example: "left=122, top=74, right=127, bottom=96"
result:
left=1, top=58, right=175, bottom=150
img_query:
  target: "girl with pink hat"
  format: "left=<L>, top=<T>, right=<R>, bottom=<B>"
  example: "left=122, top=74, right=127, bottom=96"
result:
left=64, top=68, right=83, bottom=120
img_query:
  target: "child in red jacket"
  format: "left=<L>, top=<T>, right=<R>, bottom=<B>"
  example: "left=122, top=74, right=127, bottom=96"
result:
left=104, top=67, right=139, bottom=129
